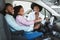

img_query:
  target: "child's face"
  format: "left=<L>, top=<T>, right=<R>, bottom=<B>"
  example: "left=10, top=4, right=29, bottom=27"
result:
left=18, top=8, right=24, bottom=16
left=33, top=6, right=40, bottom=13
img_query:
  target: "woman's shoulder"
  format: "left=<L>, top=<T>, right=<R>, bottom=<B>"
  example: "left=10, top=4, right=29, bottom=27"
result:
left=5, top=14, right=14, bottom=19
left=5, top=14, right=11, bottom=16
left=5, top=14, right=11, bottom=17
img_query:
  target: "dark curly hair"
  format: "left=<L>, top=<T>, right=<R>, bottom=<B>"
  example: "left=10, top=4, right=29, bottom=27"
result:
left=1, top=3, right=12, bottom=16
left=4, top=3, right=12, bottom=11
left=31, top=3, right=43, bottom=12
left=14, top=5, right=23, bottom=18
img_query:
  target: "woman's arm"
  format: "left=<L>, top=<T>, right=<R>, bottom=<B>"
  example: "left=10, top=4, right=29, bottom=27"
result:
left=5, top=15, right=34, bottom=31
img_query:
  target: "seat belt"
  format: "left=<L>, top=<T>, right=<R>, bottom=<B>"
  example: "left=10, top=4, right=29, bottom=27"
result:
left=8, top=24, right=17, bottom=31
left=9, top=26, right=17, bottom=31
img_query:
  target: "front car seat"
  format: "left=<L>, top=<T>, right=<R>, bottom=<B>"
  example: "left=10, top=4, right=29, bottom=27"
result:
left=0, top=0, right=27, bottom=40
left=0, top=0, right=7, bottom=40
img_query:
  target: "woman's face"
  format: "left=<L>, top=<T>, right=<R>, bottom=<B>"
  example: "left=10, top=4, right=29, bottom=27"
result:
left=6, top=6, right=14, bottom=15
left=33, top=6, right=40, bottom=13
left=18, top=8, right=24, bottom=16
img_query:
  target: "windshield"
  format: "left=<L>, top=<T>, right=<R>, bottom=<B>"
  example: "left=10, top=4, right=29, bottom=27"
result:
left=0, top=0, right=60, bottom=40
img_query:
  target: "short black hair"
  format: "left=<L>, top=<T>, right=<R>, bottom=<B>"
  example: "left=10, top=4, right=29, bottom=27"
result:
left=14, top=5, right=23, bottom=18
left=1, top=3, right=12, bottom=15
left=4, top=3, right=12, bottom=12
left=31, top=3, right=43, bottom=12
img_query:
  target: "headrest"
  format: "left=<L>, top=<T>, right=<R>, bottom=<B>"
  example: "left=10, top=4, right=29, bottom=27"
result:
left=0, top=0, right=5, bottom=11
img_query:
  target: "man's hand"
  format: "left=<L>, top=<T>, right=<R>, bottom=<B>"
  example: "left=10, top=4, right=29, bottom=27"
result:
left=34, top=24, right=40, bottom=29
left=34, top=18, right=42, bottom=23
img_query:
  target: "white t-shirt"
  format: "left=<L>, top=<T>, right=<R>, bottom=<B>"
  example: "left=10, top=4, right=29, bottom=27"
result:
left=27, top=12, right=45, bottom=21
left=25, top=11, right=47, bottom=27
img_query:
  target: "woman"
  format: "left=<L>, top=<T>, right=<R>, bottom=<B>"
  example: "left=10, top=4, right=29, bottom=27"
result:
left=14, top=5, right=42, bottom=32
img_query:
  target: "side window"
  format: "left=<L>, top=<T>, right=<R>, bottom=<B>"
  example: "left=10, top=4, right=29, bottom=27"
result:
left=13, top=1, right=32, bottom=13
left=41, top=8, right=51, bottom=18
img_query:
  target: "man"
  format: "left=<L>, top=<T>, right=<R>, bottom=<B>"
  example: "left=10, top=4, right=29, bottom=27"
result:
left=26, top=3, right=60, bottom=38
left=27, top=3, right=54, bottom=31
left=26, top=3, right=48, bottom=29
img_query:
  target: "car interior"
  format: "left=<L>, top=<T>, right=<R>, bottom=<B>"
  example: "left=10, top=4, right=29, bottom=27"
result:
left=0, top=0, right=60, bottom=40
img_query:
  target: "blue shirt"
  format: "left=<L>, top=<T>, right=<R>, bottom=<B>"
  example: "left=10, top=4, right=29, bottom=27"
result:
left=5, top=14, right=33, bottom=32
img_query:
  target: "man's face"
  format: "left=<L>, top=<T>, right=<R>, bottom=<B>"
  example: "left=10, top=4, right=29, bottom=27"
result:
left=33, top=6, right=40, bottom=13
left=6, top=6, right=14, bottom=15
